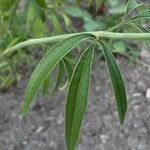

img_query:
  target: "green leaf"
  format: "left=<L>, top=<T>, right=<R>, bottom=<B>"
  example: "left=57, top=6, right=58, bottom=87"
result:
left=113, top=41, right=126, bottom=54
left=131, top=10, right=150, bottom=21
left=36, top=0, right=47, bottom=8
left=126, top=21, right=150, bottom=47
left=124, top=0, right=145, bottom=18
left=43, top=74, right=51, bottom=96
left=50, top=13, right=62, bottom=33
left=64, top=54, right=76, bottom=64
left=31, top=0, right=46, bottom=21
left=65, top=44, right=95, bottom=150
left=65, top=6, right=92, bottom=22
left=22, top=33, right=94, bottom=115
left=60, top=59, right=74, bottom=91
left=62, top=13, right=71, bottom=27
left=52, top=61, right=65, bottom=93
left=84, top=20, right=100, bottom=31
left=100, top=41, right=127, bottom=124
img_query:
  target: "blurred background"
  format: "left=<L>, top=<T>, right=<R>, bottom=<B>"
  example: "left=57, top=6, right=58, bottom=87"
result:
left=0, top=0, right=150, bottom=149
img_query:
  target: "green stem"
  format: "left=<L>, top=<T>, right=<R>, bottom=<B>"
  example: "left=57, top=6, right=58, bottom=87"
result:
left=2, top=31, right=150, bottom=58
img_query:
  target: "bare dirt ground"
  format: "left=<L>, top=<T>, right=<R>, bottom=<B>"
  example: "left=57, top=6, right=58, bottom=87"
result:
left=0, top=54, right=150, bottom=150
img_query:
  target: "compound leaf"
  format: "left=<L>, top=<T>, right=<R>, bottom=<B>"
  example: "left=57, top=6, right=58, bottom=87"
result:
left=100, top=41, right=127, bottom=124
left=22, top=33, right=94, bottom=114
left=65, top=44, right=95, bottom=150
left=124, top=0, right=145, bottom=18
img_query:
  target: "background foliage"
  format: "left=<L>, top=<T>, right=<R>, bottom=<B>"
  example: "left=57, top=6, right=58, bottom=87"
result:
left=0, top=0, right=126, bottom=89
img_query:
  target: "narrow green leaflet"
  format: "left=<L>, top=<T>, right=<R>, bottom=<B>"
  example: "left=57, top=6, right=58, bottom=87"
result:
left=63, top=59, right=74, bottom=80
left=59, top=59, right=74, bottom=91
left=52, top=61, right=65, bottom=94
left=43, top=74, right=51, bottom=96
left=131, top=10, right=150, bottom=21
left=124, top=0, right=145, bottom=18
left=100, top=41, right=127, bottom=124
left=65, top=44, right=95, bottom=150
left=22, top=33, right=94, bottom=114
left=64, top=53, right=76, bottom=64
left=62, top=13, right=71, bottom=27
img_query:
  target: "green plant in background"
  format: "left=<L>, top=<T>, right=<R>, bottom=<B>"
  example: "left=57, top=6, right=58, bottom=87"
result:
left=0, top=0, right=72, bottom=89
left=0, top=0, right=146, bottom=89
left=1, top=0, right=150, bottom=149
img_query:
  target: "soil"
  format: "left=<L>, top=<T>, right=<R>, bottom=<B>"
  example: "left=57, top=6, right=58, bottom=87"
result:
left=0, top=55, right=150, bottom=150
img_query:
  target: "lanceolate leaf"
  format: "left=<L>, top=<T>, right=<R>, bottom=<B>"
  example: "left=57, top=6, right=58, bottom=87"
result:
left=124, top=0, right=145, bottom=18
left=42, top=48, right=51, bottom=96
left=43, top=74, right=51, bottom=96
left=52, top=61, right=65, bottom=93
left=63, top=59, right=74, bottom=81
left=100, top=41, right=127, bottom=124
left=22, top=33, right=94, bottom=114
left=131, top=10, right=150, bottom=21
left=59, top=59, right=74, bottom=91
left=65, top=44, right=95, bottom=150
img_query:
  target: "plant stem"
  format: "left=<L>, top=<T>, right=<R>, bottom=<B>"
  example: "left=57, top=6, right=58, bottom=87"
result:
left=2, top=31, right=150, bottom=58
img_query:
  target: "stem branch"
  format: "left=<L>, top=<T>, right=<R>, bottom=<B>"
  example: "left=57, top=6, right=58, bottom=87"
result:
left=1, top=31, right=150, bottom=58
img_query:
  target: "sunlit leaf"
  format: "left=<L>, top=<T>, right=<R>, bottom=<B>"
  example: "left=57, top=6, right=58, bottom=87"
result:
left=22, top=33, right=94, bottom=114
left=100, top=41, right=127, bottom=124
left=65, top=44, right=95, bottom=150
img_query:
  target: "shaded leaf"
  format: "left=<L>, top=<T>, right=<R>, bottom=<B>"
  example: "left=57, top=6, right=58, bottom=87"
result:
left=65, top=44, right=95, bottom=150
left=52, top=61, right=65, bottom=93
left=100, top=41, right=127, bottom=124
left=113, top=41, right=126, bottom=54
left=31, top=0, right=46, bottom=21
left=60, top=59, right=74, bottom=91
left=124, top=0, right=145, bottom=18
left=65, top=6, right=92, bottom=22
left=126, top=21, right=150, bottom=47
left=36, top=0, right=47, bottom=8
left=43, top=74, right=51, bottom=96
left=50, top=13, right=62, bottom=32
left=64, top=53, right=76, bottom=64
left=22, top=33, right=94, bottom=114
left=131, top=10, right=150, bottom=21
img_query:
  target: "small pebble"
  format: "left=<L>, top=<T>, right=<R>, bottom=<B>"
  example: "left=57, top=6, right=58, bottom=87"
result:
left=146, top=88, right=150, bottom=99
left=36, top=126, right=44, bottom=133
left=140, top=49, right=150, bottom=63
left=132, top=93, right=142, bottom=97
